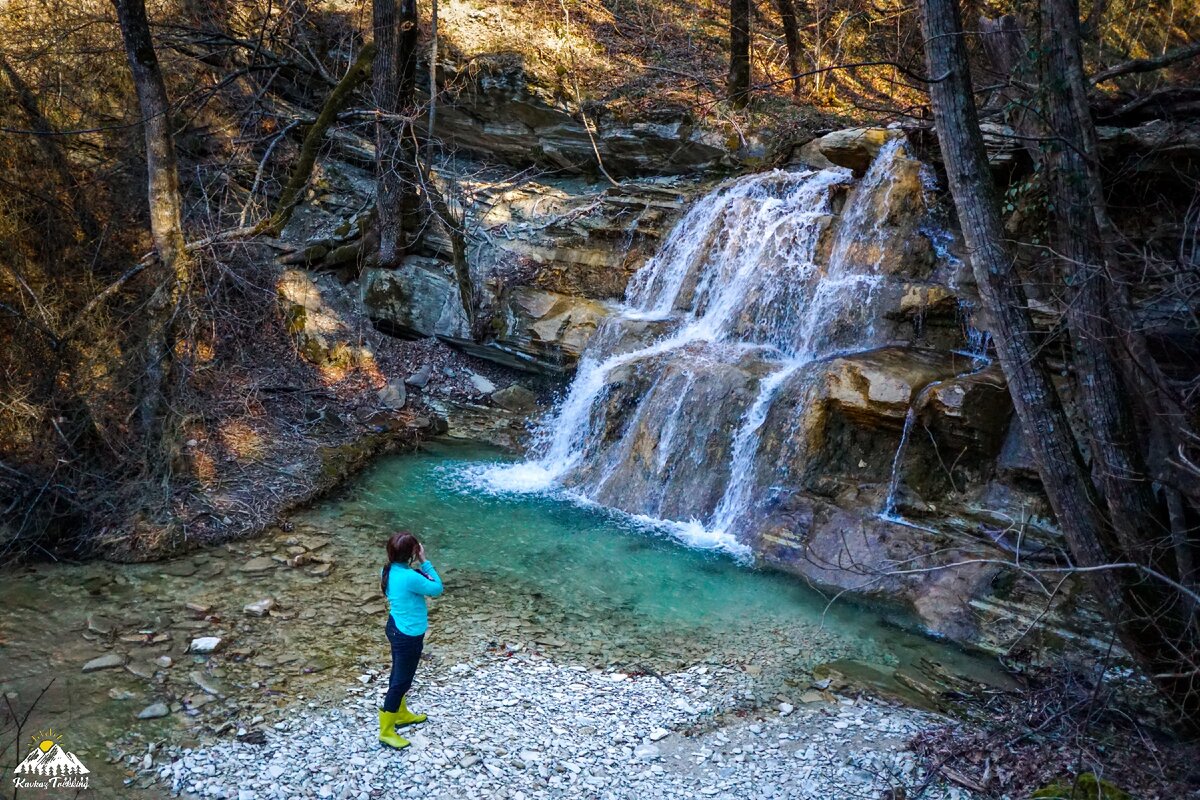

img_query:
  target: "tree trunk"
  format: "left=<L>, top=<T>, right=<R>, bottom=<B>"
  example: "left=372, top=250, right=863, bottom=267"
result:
left=773, top=0, right=803, bottom=99
left=373, top=0, right=422, bottom=268
left=918, top=0, right=1198, bottom=722
left=1037, top=0, right=1198, bottom=716
left=111, top=0, right=192, bottom=458
left=728, top=0, right=751, bottom=107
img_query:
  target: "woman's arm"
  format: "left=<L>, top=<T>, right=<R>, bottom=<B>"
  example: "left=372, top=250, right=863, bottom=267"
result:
left=404, top=560, right=443, bottom=597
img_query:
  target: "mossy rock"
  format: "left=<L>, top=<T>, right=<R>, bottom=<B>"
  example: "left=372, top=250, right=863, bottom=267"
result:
left=1030, top=773, right=1130, bottom=800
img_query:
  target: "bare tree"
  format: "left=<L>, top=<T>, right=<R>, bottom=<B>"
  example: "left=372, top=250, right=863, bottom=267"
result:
left=918, top=0, right=1199, bottom=722
left=111, top=0, right=193, bottom=460
left=774, top=0, right=803, bottom=99
left=728, top=0, right=751, bottom=107
left=772, top=0, right=801, bottom=98
left=373, top=0, right=421, bottom=268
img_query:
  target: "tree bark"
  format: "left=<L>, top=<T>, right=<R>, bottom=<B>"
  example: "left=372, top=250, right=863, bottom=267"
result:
left=111, top=0, right=192, bottom=456
left=773, top=0, right=803, bottom=99
left=1037, top=0, right=1164, bottom=564
left=728, top=0, right=751, bottom=107
left=373, top=0, right=422, bottom=268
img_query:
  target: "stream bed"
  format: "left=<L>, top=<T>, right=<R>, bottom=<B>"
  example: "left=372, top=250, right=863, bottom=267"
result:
left=0, top=441, right=1011, bottom=797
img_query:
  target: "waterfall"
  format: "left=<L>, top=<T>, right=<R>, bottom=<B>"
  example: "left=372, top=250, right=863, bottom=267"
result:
left=479, top=140, right=918, bottom=555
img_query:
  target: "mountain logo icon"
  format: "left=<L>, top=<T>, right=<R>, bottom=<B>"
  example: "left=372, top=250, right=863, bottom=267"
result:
left=12, top=729, right=90, bottom=785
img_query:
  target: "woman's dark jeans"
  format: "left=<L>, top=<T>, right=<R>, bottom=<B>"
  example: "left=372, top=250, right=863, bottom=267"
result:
left=383, top=616, right=425, bottom=713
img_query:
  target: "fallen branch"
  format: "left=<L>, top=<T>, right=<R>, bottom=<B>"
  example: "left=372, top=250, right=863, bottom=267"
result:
left=1091, top=41, right=1200, bottom=84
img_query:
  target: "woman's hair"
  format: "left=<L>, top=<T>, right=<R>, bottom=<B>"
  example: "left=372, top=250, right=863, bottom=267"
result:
left=381, top=531, right=421, bottom=593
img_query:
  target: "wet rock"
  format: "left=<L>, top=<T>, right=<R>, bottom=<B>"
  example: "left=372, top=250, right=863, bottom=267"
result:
left=82, top=653, right=125, bottom=672
left=490, top=384, right=538, bottom=414
left=136, top=702, right=170, bottom=720
left=185, top=602, right=212, bottom=616
left=87, top=614, right=114, bottom=636
left=190, top=671, right=226, bottom=696
left=125, top=661, right=156, bottom=679
left=240, top=557, right=276, bottom=573
left=405, top=365, right=432, bottom=388
left=308, top=563, right=334, bottom=578
left=109, top=688, right=137, bottom=700
left=244, top=598, right=276, bottom=617
left=377, top=380, right=407, bottom=409
left=189, top=636, right=224, bottom=654
left=156, top=656, right=173, bottom=668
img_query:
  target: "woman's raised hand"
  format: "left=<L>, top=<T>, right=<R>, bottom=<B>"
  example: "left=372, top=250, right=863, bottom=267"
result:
left=415, top=543, right=427, bottom=564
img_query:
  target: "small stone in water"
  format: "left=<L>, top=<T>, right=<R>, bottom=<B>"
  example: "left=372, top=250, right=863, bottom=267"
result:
left=82, top=653, right=125, bottom=672
left=189, top=636, right=224, bottom=654
left=244, top=598, right=275, bottom=617
left=240, top=557, right=276, bottom=573
left=137, top=702, right=169, bottom=720
left=778, top=702, right=795, bottom=716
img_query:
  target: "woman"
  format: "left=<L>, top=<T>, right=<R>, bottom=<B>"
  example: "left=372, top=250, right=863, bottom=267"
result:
left=378, top=531, right=443, bottom=750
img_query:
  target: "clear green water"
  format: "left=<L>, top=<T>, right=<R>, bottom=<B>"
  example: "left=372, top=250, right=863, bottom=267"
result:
left=318, top=440, right=1003, bottom=681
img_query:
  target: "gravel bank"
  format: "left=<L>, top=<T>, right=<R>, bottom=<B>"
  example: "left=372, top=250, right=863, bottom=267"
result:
left=149, top=653, right=976, bottom=800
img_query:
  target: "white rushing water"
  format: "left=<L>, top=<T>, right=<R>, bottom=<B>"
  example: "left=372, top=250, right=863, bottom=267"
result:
left=478, top=141, right=917, bottom=555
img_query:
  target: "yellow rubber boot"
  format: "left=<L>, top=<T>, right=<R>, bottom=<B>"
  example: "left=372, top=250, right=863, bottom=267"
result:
left=394, top=695, right=427, bottom=728
left=378, top=710, right=410, bottom=750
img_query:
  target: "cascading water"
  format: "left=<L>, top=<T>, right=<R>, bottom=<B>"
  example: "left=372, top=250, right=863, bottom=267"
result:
left=479, top=140, right=921, bottom=555
left=880, top=302, right=995, bottom=524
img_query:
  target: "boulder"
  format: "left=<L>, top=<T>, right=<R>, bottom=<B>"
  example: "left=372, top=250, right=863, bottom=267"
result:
left=797, top=128, right=904, bottom=174
left=377, top=380, right=407, bottom=409
left=361, top=257, right=471, bottom=341
left=491, top=383, right=538, bottom=414
left=277, top=269, right=372, bottom=370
